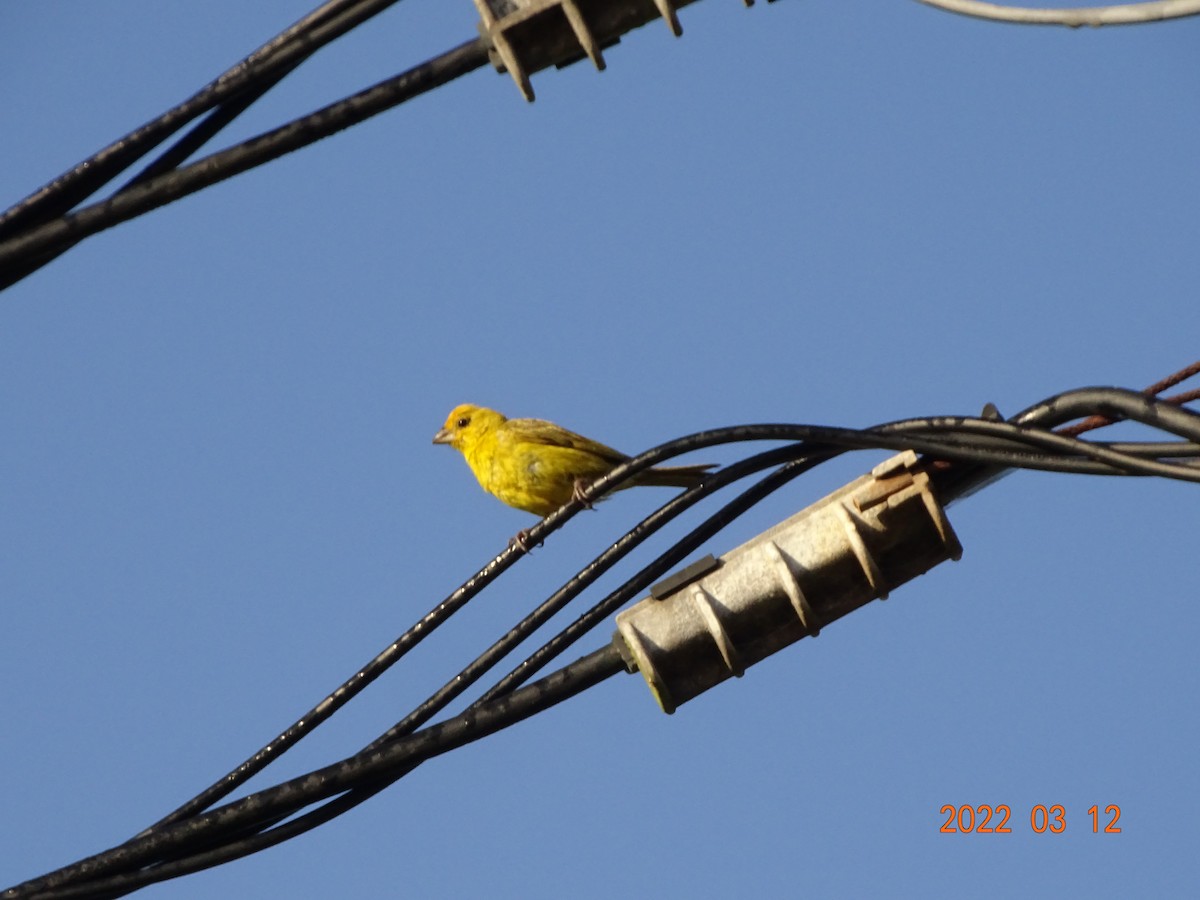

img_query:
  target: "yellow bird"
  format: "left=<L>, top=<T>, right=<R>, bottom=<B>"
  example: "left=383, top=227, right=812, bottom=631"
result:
left=433, top=403, right=714, bottom=518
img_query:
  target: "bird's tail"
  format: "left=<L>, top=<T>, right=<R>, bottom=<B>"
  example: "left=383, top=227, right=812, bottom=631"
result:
left=631, top=463, right=716, bottom=490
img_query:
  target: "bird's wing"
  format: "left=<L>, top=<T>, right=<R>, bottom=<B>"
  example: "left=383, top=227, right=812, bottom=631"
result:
left=504, top=417, right=628, bottom=464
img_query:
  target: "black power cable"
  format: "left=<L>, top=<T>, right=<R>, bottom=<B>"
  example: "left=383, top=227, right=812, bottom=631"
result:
left=151, top=403, right=1200, bottom=832
left=150, top=386, right=1200, bottom=829
left=0, top=36, right=488, bottom=290
left=0, top=1, right=408, bottom=242
left=22, top=447, right=833, bottom=900
left=6, top=386, right=1199, bottom=899
left=61, top=401, right=1200, bottom=894
left=5, top=645, right=627, bottom=900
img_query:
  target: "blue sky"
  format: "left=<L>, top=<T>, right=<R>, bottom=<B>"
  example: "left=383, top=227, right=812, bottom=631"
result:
left=3, top=1, right=1199, bottom=897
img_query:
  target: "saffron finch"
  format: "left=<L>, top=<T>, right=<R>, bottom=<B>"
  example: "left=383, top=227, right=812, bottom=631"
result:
left=433, top=404, right=714, bottom=517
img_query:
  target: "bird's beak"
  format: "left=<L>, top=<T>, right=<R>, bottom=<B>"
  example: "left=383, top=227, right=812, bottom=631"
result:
left=432, top=427, right=453, bottom=445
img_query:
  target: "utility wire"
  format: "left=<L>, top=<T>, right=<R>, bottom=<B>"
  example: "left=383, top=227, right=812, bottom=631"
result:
left=132, top=389, right=1200, bottom=834
left=7, top=379, right=1200, bottom=899
left=9, top=645, right=627, bottom=900
left=0, top=1, right=405, bottom=242
left=0, top=37, right=488, bottom=290
left=1057, top=360, right=1200, bottom=437
left=28, top=446, right=836, bottom=900
left=0, top=0, right=502, bottom=290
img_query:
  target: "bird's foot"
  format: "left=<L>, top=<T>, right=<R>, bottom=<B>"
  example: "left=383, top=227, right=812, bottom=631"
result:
left=509, top=529, right=541, bottom=554
left=571, top=477, right=596, bottom=510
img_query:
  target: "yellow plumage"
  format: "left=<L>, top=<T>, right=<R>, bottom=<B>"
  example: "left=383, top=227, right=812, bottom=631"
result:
left=433, top=404, right=713, bottom=517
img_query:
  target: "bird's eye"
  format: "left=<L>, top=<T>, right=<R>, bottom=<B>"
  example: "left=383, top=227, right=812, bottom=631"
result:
left=457, top=417, right=470, bottom=428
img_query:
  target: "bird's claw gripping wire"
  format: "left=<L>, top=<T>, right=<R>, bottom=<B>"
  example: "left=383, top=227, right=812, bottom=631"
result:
left=509, top=529, right=542, bottom=554
left=571, top=477, right=597, bottom=510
